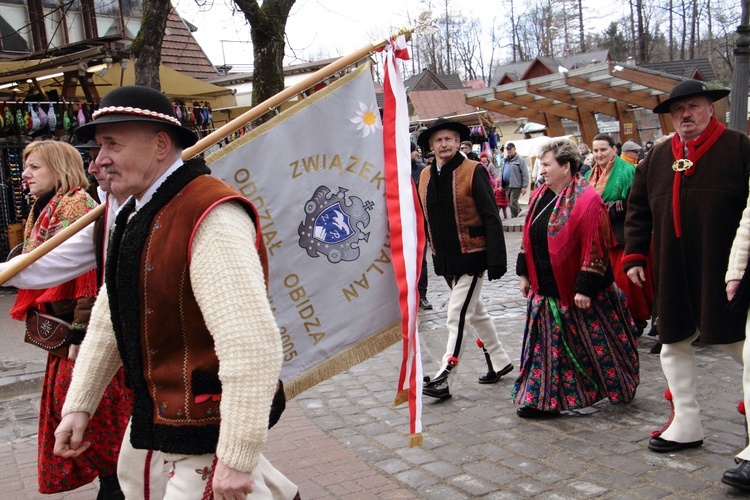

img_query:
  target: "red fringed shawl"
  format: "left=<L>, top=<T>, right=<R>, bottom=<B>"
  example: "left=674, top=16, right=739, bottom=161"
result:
left=523, top=176, right=616, bottom=307
left=10, top=188, right=98, bottom=320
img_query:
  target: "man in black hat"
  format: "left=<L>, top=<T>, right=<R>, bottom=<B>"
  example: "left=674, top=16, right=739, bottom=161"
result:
left=624, top=80, right=750, bottom=476
left=416, top=117, right=513, bottom=400
left=53, top=86, right=297, bottom=499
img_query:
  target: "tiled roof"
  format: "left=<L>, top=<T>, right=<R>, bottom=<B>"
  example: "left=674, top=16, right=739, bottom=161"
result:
left=494, top=50, right=612, bottom=84
left=437, top=73, right=466, bottom=89
left=493, top=61, right=532, bottom=84
left=638, top=58, right=717, bottom=82
left=403, top=69, right=466, bottom=91
left=557, top=50, right=610, bottom=69
left=160, top=9, right=218, bottom=81
left=409, top=89, right=516, bottom=123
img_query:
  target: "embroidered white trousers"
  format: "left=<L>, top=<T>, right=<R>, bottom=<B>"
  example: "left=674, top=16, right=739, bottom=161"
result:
left=436, top=273, right=512, bottom=380
left=117, top=418, right=297, bottom=499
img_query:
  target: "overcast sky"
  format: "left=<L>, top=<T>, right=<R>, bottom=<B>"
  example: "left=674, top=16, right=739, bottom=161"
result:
left=172, top=0, right=623, bottom=72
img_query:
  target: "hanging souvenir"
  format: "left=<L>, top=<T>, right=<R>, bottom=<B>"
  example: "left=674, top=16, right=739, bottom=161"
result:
left=47, top=103, right=56, bottom=131
left=37, top=104, right=48, bottom=130
left=4, top=103, right=14, bottom=132
left=193, top=102, right=204, bottom=127
left=15, top=102, right=26, bottom=134
left=63, top=106, right=72, bottom=133
left=16, top=102, right=29, bottom=134
left=28, top=103, right=40, bottom=133
left=76, top=103, right=86, bottom=128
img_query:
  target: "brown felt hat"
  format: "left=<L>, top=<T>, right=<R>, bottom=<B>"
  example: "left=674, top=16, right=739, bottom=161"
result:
left=417, top=118, right=470, bottom=151
left=652, top=80, right=730, bottom=114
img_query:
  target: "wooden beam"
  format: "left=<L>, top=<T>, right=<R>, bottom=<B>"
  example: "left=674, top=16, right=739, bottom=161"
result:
left=654, top=95, right=676, bottom=135
left=79, top=72, right=100, bottom=103
left=465, top=96, right=546, bottom=122
left=714, top=98, right=730, bottom=126
left=27, top=0, right=48, bottom=52
left=526, top=82, right=618, bottom=116
left=609, top=65, right=680, bottom=93
left=545, top=113, right=566, bottom=137
left=30, top=79, right=47, bottom=100
left=566, top=75, right=660, bottom=110
left=615, top=101, right=642, bottom=144
left=494, top=90, right=579, bottom=121
left=577, top=107, right=599, bottom=146
left=61, top=71, right=79, bottom=100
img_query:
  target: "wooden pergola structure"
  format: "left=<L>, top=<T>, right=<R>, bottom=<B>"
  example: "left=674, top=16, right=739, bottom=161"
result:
left=465, top=62, right=731, bottom=146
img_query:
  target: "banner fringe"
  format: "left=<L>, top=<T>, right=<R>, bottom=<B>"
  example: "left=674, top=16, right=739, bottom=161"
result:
left=284, top=321, right=401, bottom=400
left=393, top=388, right=409, bottom=407
left=408, top=433, right=423, bottom=448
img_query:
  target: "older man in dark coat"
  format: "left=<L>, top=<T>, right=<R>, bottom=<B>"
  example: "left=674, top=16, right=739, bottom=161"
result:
left=624, top=80, right=750, bottom=465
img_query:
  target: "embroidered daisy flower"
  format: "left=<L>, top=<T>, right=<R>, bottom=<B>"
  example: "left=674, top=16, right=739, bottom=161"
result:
left=350, top=102, right=381, bottom=138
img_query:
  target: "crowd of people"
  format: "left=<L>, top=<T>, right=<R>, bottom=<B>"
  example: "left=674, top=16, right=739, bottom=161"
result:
left=1, top=77, right=750, bottom=498
left=414, top=79, right=750, bottom=494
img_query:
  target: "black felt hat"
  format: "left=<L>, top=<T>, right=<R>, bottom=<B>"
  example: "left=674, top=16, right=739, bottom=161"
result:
left=75, top=85, right=198, bottom=148
left=652, top=80, right=730, bottom=114
left=417, top=117, right=471, bottom=151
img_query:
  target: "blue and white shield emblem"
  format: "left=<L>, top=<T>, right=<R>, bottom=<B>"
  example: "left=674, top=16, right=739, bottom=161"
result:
left=298, top=186, right=374, bottom=263
left=313, top=202, right=353, bottom=243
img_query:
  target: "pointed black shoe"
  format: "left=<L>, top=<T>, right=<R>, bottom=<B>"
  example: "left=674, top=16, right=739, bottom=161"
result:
left=516, top=406, right=559, bottom=419
left=478, top=363, right=513, bottom=384
left=723, top=460, right=750, bottom=492
left=419, top=297, right=433, bottom=310
left=423, top=372, right=451, bottom=400
left=648, top=436, right=703, bottom=453
left=634, top=319, right=648, bottom=338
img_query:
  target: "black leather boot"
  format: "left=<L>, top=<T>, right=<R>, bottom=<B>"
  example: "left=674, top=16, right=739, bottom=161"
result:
left=423, top=370, right=451, bottom=400
left=723, top=460, right=750, bottom=492
left=97, top=474, right=125, bottom=500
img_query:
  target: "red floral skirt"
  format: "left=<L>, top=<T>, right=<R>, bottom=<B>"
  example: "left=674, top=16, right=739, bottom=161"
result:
left=37, top=354, right=132, bottom=493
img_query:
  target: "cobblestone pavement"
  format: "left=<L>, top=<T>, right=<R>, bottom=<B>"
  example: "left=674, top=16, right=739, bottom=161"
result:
left=1, top=229, right=749, bottom=498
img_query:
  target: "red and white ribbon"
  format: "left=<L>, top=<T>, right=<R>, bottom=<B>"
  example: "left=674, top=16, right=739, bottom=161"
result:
left=382, top=34, right=424, bottom=444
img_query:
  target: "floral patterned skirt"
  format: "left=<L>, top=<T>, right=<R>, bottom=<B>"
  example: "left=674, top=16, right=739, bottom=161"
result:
left=37, top=354, right=132, bottom=493
left=512, top=284, right=640, bottom=412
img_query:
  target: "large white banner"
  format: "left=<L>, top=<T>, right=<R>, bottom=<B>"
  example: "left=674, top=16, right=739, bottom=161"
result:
left=206, top=63, right=401, bottom=398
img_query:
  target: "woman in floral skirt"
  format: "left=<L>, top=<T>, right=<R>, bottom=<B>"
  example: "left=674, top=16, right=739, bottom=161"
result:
left=10, top=140, right=131, bottom=497
left=513, top=138, right=639, bottom=418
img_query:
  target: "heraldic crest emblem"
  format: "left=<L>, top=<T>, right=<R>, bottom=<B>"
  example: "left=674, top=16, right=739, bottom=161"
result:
left=298, top=186, right=374, bottom=263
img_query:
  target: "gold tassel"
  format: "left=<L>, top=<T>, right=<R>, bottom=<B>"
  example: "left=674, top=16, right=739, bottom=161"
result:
left=408, top=433, right=423, bottom=447
left=393, top=388, right=409, bottom=406
left=284, top=321, right=402, bottom=400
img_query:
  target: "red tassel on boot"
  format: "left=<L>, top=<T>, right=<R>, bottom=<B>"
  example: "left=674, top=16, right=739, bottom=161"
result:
left=651, top=389, right=674, bottom=438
